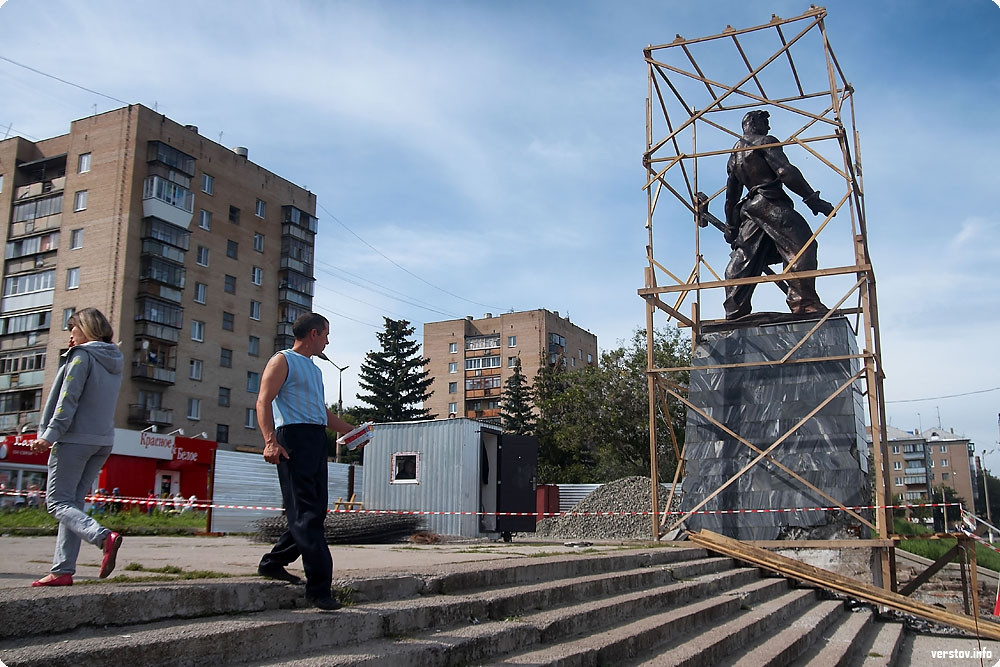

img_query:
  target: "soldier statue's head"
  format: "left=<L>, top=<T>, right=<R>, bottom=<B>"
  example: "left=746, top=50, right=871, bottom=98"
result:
left=742, top=110, right=770, bottom=135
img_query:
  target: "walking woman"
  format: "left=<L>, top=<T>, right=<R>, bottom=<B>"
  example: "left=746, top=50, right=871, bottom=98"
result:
left=30, top=308, right=124, bottom=586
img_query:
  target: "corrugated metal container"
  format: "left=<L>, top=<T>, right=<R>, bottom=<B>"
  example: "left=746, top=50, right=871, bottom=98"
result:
left=366, top=418, right=502, bottom=537
left=210, top=449, right=364, bottom=533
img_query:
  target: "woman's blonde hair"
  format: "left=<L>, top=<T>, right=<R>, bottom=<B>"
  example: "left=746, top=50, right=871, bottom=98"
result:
left=68, top=308, right=114, bottom=343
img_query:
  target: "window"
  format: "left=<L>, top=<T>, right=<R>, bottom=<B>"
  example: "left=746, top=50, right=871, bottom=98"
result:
left=196, top=246, right=209, bottom=267
left=508, top=356, right=518, bottom=368
left=891, top=445, right=900, bottom=454
left=942, top=472, right=950, bottom=481
left=198, top=210, right=212, bottom=230
left=0, top=174, right=3, bottom=193
left=448, top=362, right=458, bottom=373
left=248, top=335, right=260, bottom=357
left=3, top=270, right=55, bottom=296
left=255, top=199, right=266, bottom=218
left=894, top=477, right=903, bottom=486
left=70, top=229, right=83, bottom=249
left=224, top=275, right=236, bottom=294
left=391, top=452, right=419, bottom=484
left=191, top=320, right=205, bottom=342
left=940, top=445, right=948, bottom=453
left=941, top=459, right=949, bottom=467
left=508, top=335, right=516, bottom=347
left=449, top=382, right=457, bottom=394
left=253, top=232, right=264, bottom=252
left=189, top=359, right=203, bottom=381
left=449, top=342, right=458, bottom=354
left=893, top=461, right=902, bottom=470
left=251, top=266, right=263, bottom=285
left=218, top=386, right=231, bottom=407
left=220, top=348, right=232, bottom=368
left=465, top=356, right=500, bottom=370
left=245, top=408, right=257, bottom=429
left=587, top=354, right=593, bottom=363
left=187, top=398, right=201, bottom=420
left=73, top=190, right=88, bottom=211
left=229, top=205, right=240, bottom=224
left=65, top=267, right=80, bottom=290
left=193, top=282, right=207, bottom=304
left=62, top=308, right=75, bottom=330
left=249, top=300, right=261, bottom=321
left=247, top=371, right=260, bottom=393
left=216, top=424, right=228, bottom=444
left=226, top=240, right=238, bottom=259
left=448, top=402, right=457, bottom=415
left=222, top=312, right=234, bottom=331
left=201, top=173, right=214, bottom=195
left=77, top=153, right=91, bottom=174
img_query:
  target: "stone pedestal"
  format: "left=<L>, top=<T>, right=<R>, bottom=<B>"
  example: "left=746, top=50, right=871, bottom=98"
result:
left=679, top=316, right=870, bottom=541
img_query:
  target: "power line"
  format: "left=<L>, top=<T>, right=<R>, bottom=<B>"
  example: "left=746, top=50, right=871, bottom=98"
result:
left=0, top=54, right=127, bottom=105
left=317, top=202, right=506, bottom=313
left=315, top=259, right=462, bottom=319
left=886, top=386, right=1000, bottom=404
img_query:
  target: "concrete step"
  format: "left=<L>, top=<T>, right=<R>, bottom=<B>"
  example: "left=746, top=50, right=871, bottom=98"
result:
left=0, top=545, right=927, bottom=667
left=633, top=586, right=821, bottom=666
left=0, top=551, right=725, bottom=667
left=259, top=567, right=785, bottom=666
left=726, top=597, right=845, bottom=667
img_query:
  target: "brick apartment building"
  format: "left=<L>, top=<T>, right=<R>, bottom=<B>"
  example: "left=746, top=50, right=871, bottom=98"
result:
left=0, top=104, right=317, bottom=451
left=423, top=310, right=598, bottom=423
left=884, top=425, right=977, bottom=514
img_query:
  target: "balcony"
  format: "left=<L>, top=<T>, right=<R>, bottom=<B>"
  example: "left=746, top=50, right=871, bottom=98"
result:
left=0, top=370, right=45, bottom=390
left=142, top=176, right=193, bottom=228
left=279, top=256, right=313, bottom=276
left=0, top=410, right=41, bottom=434
left=134, top=321, right=180, bottom=344
left=131, top=361, right=176, bottom=385
left=128, top=404, right=173, bottom=426
left=278, top=288, right=312, bottom=308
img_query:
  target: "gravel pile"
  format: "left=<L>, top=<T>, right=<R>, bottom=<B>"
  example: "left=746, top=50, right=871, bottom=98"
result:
left=534, top=476, right=681, bottom=541
left=252, top=512, right=424, bottom=544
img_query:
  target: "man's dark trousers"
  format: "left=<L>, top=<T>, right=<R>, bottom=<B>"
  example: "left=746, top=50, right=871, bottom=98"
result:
left=259, top=424, right=332, bottom=599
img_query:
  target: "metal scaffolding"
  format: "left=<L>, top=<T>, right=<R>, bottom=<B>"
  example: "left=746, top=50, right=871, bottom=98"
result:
left=639, top=7, right=894, bottom=589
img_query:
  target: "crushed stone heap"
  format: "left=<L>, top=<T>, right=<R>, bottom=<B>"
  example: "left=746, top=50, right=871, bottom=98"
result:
left=534, top=476, right=679, bottom=541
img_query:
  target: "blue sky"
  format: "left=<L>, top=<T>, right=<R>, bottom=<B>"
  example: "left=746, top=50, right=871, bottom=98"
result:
left=2, top=1, right=999, bottom=471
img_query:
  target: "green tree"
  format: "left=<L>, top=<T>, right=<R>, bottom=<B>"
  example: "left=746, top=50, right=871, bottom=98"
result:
left=357, top=318, right=435, bottom=422
left=532, top=326, right=690, bottom=484
left=500, top=357, right=535, bottom=435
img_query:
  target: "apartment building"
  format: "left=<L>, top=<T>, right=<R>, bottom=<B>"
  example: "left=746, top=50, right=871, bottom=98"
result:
left=885, top=425, right=977, bottom=511
left=0, top=104, right=316, bottom=451
left=423, top=310, right=598, bottom=423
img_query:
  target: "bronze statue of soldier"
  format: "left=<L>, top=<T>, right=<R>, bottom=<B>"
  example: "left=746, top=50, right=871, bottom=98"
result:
left=723, top=110, right=834, bottom=320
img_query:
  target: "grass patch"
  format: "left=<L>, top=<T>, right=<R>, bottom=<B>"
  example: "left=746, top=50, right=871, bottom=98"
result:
left=82, top=562, right=234, bottom=583
left=0, top=507, right=207, bottom=535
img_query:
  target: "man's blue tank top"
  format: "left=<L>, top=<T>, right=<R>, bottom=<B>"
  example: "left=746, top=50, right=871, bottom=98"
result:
left=271, top=350, right=327, bottom=428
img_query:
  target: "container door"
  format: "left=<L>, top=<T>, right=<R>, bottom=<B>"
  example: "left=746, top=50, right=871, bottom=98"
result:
left=496, top=434, right=538, bottom=539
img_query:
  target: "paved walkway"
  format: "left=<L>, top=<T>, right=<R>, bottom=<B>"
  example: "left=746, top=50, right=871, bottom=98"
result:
left=0, top=534, right=622, bottom=590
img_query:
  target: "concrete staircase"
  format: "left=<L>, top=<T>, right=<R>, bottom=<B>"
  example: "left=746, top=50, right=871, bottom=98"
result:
left=0, top=546, right=914, bottom=666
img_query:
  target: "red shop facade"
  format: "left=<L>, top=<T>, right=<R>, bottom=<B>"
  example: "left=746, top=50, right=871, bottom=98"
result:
left=0, top=430, right=217, bottom=506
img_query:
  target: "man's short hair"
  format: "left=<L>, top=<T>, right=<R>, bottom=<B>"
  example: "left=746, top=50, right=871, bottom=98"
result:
left=742, top=110, right=770, bottom=134
left=292, top=313, right=329, bottom=340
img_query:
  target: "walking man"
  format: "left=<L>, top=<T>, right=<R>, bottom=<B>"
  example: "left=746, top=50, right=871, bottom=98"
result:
left=256, top=312, right=354, bottom=610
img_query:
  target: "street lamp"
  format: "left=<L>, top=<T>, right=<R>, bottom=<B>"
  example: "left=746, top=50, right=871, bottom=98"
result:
left=982, top=448, right=995, bottom=534
left=333, top=363, right=349, bottom=417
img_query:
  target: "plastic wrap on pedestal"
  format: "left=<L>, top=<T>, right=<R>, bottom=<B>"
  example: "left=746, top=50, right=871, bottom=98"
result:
left=679, top=317, right=871, bottom=541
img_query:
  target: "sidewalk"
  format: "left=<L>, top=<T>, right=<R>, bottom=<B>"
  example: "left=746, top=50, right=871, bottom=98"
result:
left=0, top=534, right=623, bottom=590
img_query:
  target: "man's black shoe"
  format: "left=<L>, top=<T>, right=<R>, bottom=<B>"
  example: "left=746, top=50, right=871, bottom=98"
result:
left=307, top=595, right=342, bottom=611
left=257, top=565, right=304, bottom=585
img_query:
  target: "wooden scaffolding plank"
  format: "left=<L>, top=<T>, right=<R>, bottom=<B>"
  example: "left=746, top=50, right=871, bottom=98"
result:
left=689, top=530, right=1000, bottom=640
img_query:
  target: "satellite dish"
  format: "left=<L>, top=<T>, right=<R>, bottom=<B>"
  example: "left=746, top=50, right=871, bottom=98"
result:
left=142, top=340, right=149, bottom=350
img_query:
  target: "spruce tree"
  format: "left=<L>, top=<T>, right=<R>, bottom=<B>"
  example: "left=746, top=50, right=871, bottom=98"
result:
left=500, top=356, right=535, bottom=435
left=357, top=317, right=435, bottom=421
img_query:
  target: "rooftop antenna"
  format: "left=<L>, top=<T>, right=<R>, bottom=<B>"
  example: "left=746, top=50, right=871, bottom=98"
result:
left=936, top=406, right=942, bottom=429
